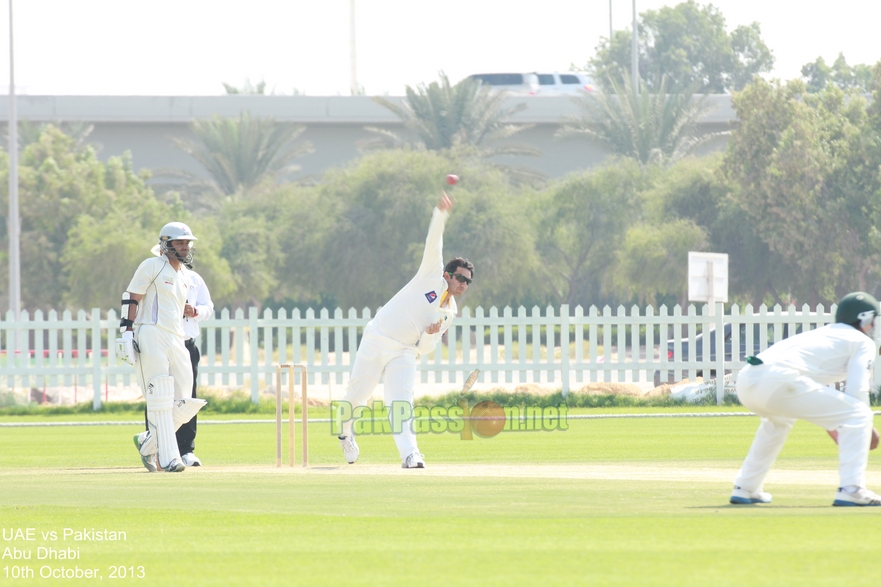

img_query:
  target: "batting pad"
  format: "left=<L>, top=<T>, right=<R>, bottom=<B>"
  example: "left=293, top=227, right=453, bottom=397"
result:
left=144, top=375, right=181, bottom=468
left=139, top=398, right=207, bottom=456
left=173, top=398, right=207, bottom=428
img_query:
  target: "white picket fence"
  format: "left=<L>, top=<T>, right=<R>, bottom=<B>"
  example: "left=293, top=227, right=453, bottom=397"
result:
left=0, top=303, right=856, bottom=409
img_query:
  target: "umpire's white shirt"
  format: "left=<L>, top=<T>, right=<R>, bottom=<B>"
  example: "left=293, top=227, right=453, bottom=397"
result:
left=370, top=207, right=456, bottom=354
left=756, top=323, right=875, bottom=401
left=183, top=269, right=214, bottom=340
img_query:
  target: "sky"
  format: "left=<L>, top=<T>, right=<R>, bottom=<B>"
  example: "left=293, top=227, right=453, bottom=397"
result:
left=0, top=0, right=878, bottom=96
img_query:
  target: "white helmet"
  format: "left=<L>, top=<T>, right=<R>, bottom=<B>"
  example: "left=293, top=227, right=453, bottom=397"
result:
left=158, top=221, right=197, bottom=264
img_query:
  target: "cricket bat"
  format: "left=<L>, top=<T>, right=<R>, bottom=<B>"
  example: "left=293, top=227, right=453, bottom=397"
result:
left=460, top=369, right=480, bottom=395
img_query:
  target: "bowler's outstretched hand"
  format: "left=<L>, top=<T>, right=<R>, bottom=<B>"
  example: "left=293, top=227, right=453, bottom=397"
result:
left=438, top=191, right=454, bottom=213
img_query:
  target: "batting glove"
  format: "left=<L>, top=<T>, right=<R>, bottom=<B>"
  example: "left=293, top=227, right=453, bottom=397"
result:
left=116, top=331, right=137, bottom=366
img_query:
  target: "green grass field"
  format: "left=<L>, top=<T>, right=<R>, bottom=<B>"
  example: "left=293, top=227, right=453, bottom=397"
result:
left=1, top=408, right=879, bottom=586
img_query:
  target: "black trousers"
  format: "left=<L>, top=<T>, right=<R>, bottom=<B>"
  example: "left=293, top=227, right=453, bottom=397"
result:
left=177, top=338, right=200, bottom=453
left=143, top=338, right=200, bottom=454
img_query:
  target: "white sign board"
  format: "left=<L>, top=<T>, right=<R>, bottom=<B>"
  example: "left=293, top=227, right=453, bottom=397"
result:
left=688, top=252, right=728, bottom=304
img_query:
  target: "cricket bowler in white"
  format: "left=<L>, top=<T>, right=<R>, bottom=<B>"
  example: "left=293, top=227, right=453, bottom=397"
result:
left=337, top=191, right=473, bottom=468
left=731, top=291, right=881, bottom=506
left=116, top=222, right=207, bottom=473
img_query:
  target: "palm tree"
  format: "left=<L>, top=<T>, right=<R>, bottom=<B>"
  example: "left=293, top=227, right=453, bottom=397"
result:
left=222, top=79, right=268, bottom=94
left=362, top=72, right=541, bottom=178
left=221, top=79, right=305, bottom=96
left=557, top=72, right=722, bottom=165
left=165, top=111, right=313, bottom=200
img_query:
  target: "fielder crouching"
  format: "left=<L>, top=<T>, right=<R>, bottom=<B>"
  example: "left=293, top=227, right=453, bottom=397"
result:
left=116, top=222, right=207, bottom=472
left=731, top=291, right=881, bottom=506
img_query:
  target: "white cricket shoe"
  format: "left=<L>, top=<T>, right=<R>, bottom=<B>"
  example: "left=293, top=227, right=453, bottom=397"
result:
left=181, top=453, right=202, bottom=467
left=833, top=487, right=881, bottom=507
left=402, top=452, right=425, bottom=469
left=729, top=486, right=772, bottom=504
left=162, top=458, right=186, bottom=473
left=339, top=435, right=359, bottom=464
left=133, top=432, right=158, bottom=473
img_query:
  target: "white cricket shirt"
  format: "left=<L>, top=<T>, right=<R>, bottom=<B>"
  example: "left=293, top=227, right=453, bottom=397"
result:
left=183, top=269, right=214, bottom=340
left=371, top=207, right=456, bottom=352
left=127, top=257, right=191, bottom=339
left=757, top=323, right=876, bottom=396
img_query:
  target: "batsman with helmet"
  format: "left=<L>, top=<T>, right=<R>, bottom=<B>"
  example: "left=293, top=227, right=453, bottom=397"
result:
left=117, top=222, right=207, bottom=472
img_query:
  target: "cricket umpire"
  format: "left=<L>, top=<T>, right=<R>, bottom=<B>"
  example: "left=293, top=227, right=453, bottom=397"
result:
left=178, top=267, right=214, bottom=466
left=337, top=191, right=473, bottom=468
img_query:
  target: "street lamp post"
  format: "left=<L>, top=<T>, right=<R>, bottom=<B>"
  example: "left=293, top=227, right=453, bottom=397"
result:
left=349, top=0, right=358, bottom=95
left=631, top=0, right=638, bottom=92
left=609, top=0, right=613, bottom=42
left=8, top=0, right=20, bottom=320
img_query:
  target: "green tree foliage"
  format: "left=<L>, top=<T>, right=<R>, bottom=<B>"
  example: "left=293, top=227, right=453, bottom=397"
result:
left=722, top=78, right=881, bottom=304
left=152, top=147, right=550, bottom=313
left=634, top=155, right=780, bottom=307
left=167, top=112, right=313, bottom=201
left=314, top=148, right=547, bottom=310
left=536, top=160, right=647, bottom=307
left=63, top=197, right=236, bottom=311
left=215, top=209, right=281, bottom=310
left=557, top=73, right=720, bottom=165
left=62, top=198, right=176, bottom=312
left=801, top=54, right=874, bottom=93
left=264, top=185, right=340, bottom=308
left=211, top=184, right=335, bottom=311
left=18, top=67, right=881, bottom=315
left=612, top=219, right=707, bottom=307
left=16, top=120, right=94, bottom=151
left=437, top=156, right=548, bottom=307
left=65, top=215, right=237, bottom=313
left=0, top=126, right=189, bottom=311
left=589, top=0, right=773, bottom=93
left=11, top=128, right=156, bottom=310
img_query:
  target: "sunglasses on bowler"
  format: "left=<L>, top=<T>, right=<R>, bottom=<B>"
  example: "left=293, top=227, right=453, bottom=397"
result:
left=448, top=272, right=472, bottom=285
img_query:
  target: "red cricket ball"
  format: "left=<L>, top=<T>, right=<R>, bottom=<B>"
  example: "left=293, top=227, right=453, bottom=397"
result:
left=446, top=174, right=459, bottom=185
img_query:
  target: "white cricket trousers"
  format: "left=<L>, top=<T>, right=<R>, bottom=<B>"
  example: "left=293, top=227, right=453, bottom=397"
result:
left=134, top=325, right=194, bottom=402
left=734, top=363, right=874, bottom=491
left=342, top=323, right=420, bottom=460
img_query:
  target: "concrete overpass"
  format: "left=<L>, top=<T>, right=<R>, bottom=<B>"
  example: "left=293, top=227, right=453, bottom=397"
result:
left=0, top=94, right=737, bottom=183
